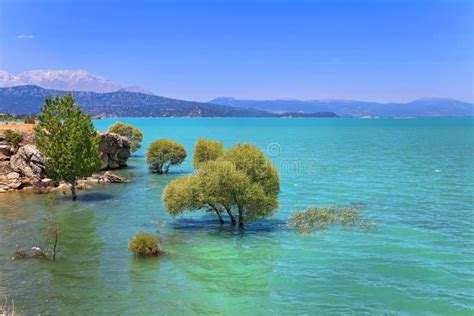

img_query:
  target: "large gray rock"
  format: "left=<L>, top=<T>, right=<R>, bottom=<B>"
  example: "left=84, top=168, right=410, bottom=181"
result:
left=10, top=144, right=47, bottom=181
left=0, top=144, right=12, bottom=161
left=98, top=132, right=131, bottom=170
left=0, top=132, right=131, bottom=192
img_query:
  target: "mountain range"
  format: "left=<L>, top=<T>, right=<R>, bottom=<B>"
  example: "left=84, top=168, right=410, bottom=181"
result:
left=0, top=69, right=471, bottom=117
left=210, top=97, right=474, bottom=117
left=0, top=85, right=277, bottom=117
left=0, top=69, right=154, bottom=95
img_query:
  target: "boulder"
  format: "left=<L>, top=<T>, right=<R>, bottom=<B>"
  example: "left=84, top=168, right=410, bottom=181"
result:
left=0, top=144, right=12, bottom=160
left=7, top=172, right=20, bottom=180
left=10, top=144, right=47, bottom=181
left=98, top=132, right=131, bottom=170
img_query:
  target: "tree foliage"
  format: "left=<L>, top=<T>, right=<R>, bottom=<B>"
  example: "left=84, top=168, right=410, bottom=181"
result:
left=146, top=139, right=186, bottom=174
left=34, top=94, right=101, bottom=200
left=163, top=141, right=279, bottom=227
left=192, top=138, right=224, bottom=169
left=288, top=205, right=374, bottom=235
left=108, top=121, right=143, bottom=152
left=128, top=231, right=164, bottom=257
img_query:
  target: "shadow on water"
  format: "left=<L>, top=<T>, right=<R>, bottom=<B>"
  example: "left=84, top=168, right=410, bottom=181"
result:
left=170, top=217, right=288, bottom=236
left=76, top=192, right=116, bottom=202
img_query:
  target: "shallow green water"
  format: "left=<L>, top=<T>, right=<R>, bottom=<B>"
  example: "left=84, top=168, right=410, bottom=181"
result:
left=1, top=118, right=473, bottom=314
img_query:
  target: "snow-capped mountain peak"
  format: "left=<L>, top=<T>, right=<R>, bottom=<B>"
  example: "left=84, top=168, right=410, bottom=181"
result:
left=0, top=69, right=154, bottom=95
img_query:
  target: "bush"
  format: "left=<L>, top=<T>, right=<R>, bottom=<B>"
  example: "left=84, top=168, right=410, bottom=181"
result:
left=288, top=205, right=374, bottom=235
left=128, top=231, right=164, bottom=257
left=24, top=116, right=36, bottom=124
left=4, top=130, right=23, bottom=148
left=146, top=139, right=186, bottom=174
left=12, top=248, right=28, bottom=260
left=108, top=122, right=143, bottom=152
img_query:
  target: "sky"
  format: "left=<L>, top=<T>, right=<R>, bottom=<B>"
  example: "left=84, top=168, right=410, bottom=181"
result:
left=0, top=0, right=472, bottom=103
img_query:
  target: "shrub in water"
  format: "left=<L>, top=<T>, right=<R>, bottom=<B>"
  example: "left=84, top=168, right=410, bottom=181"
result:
left=12, top=248, right=28, bottom=260
left=128, top=231, right=164, bottom=257
left=288, top=205, right=374, bottom=235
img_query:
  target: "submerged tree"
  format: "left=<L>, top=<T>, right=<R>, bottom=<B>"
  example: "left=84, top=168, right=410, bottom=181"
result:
left=162, top=142, right=280, bottom=227
left=192, top=138, right=224, bottom=169
left=146, top=139, right=186, bottom=174
left=288, top=205, right=375, bottom=235
left=34, top=94, right=101, bottom=200
left=108, top=122, right=143, bottom=152
left=128, top=231, right=164, bottom=257
left=44, top=218, right=60, bottom=261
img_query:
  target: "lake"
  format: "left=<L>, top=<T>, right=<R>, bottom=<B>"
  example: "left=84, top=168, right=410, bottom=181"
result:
left=0, top=118, right=473, bottom=314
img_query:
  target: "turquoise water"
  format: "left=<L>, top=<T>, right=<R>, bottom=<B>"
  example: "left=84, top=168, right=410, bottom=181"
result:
left=1, top=118, right=473, bottom=314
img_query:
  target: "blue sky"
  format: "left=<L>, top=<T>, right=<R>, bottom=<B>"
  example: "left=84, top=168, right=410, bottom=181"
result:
left=1, top=0, right=472, bottom=102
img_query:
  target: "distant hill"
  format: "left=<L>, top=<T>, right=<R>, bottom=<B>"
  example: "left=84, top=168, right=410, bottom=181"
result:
left=0, top=85, right=280, bottom=117
left=0, top=69, right=154, bottom=95
left=210, top=97, right=474, bottom=117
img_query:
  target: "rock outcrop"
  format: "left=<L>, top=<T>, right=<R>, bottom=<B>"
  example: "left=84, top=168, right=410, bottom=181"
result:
left=0, top=130, right=131, bottom=193
left=98, top=132, right=131, bottom=170
left=10, top=144, right=47, bottom=181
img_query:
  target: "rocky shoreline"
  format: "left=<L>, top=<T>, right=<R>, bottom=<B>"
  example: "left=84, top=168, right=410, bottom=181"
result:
left=0, top=127, right=131, bottom=193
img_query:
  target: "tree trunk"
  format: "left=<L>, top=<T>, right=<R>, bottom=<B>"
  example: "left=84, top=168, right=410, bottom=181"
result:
left=71, top=182, right=77, bottom=201
left=238, top=205, right=244, bottom=228
left=52, top=231, right=58, bottom=261
left=215, top=210, right=224, bottom=225
left=156, top=163, right=163, bottom=174
left=210, top=204, right=224, bottom=225
left=224, top=205, right=236, bottom=225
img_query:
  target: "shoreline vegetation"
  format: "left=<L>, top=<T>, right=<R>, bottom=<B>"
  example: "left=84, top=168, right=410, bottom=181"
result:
left=0, top=98, right=131, bottom=194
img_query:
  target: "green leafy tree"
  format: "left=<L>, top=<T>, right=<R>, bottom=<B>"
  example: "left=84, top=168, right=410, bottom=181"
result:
left=163, top=142, right=280, bottom=227
left=108, top=121, right=143, bottom=152
left=34, top=94, right=101, bottom=200
left=192, top=138, right=224, bottom=169
left=162, top=175, right=203, bottom=215
left=223, top=143, right=280, bottom=197
left=146, top=139, right=186, bottom=174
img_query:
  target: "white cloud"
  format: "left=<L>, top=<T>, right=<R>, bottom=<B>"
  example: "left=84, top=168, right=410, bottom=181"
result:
left=16, top=34, right=34, bottom=40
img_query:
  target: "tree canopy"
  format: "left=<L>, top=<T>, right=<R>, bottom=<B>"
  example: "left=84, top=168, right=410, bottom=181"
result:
left=146, top=139, right=187, bottom=174
left=34, top=94, right=101, bottom=200
left=163, top=141, right=279, bottom=227
left=192, top=138, right=224, bottom=169
left=108, top=122, right=143, bottom=152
